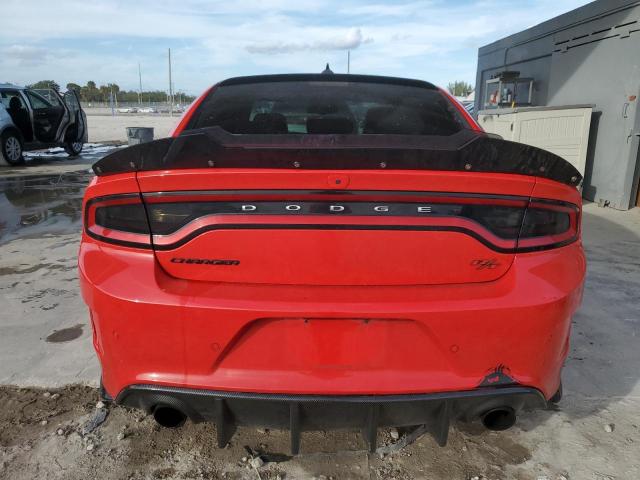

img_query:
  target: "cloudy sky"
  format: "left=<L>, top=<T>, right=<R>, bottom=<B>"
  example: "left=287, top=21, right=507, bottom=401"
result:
left=1, top=0, right=589, bottom=95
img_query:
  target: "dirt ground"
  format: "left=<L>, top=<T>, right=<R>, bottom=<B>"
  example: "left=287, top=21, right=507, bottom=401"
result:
left=0, top=385, right=605, bottom=480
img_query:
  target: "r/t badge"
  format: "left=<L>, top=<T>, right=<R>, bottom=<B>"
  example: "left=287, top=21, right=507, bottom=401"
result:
left=471, top=258, right=500, bottom=270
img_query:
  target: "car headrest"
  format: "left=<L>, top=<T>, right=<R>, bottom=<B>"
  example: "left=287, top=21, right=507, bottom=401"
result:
left=250, top=113, right=288, bottom=134
left=306, top=116, right=354, bottom=134
left=8, top=96, right=22, bottom=110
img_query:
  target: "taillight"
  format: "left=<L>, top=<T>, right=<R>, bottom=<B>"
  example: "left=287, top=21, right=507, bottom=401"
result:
left=140, top=192, right=533, bottom=253
left=517, top=200, right=579, bottom=252
left=459, top=204, right=525, bottom=240
left=84, top=194, right=151, bottom=248
left=84, top=191, right=578, bottom=253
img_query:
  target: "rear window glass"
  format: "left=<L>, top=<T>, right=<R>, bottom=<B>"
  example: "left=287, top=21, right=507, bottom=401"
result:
left=189, top=81, right=466, bottom=136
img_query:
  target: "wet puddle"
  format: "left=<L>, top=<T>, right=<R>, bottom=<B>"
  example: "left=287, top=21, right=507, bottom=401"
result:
left=24, top=143, right=117, bottom=160
left=0, top=171, right=94, bottom=245
left=45, top=324, right=84, bottom=343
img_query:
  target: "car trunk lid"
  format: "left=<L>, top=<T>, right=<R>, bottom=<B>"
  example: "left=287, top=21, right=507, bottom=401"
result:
left=137, top=167, right=535, bottom=286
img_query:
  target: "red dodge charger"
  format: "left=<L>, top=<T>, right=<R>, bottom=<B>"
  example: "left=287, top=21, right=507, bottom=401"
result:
left=79, top=73, right=585, bottom=453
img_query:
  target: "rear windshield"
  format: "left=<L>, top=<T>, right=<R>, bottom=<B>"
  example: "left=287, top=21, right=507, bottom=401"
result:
left=188, top=81, right=467, bottom=136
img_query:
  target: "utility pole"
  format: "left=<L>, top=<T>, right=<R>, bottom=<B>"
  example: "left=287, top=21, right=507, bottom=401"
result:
left=138, top=62, right=143, bottom=105
left=347, top=50, right=350, bottom=74
left=168, top=48, right=173, bottom=117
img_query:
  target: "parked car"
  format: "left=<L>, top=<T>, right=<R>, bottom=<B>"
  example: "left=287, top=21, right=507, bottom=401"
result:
left=117, top=107, right=138, bottom=114
left=80, top=73, right=585, bottom=453
left=0, top=83, right=88, bottom=166
left=138, top=106, right=158, bottom=114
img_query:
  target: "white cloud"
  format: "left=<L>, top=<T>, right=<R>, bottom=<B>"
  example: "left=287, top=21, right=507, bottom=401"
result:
left=3, top=45, right=49, bottom=66
left=246, top=28, right=369, bottom=54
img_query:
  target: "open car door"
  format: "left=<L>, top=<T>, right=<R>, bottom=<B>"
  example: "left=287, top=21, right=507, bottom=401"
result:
left=26, top=89, right=68, bottom=143
left=62, top=90, right=88, bottom=145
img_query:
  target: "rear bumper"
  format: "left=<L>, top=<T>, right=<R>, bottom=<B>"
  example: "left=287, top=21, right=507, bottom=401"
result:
left=116, top=384, right=547, bottom=453
left=79, top=239, right=585, bottom=403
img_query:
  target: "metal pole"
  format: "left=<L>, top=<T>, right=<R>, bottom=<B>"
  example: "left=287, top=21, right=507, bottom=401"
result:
left=347, top=50, right=350, bottom=73
left=168, top=48, right=173, bottom=117
left=138, top=62, right=143, bottom=105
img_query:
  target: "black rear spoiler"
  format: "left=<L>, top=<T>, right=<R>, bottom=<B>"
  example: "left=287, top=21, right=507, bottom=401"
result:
left=93, top=128, right=582, bottom=187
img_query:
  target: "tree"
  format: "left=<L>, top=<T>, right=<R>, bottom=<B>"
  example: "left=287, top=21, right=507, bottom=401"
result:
left=106, top=83, right=120, bottom=94
left=81, top=81, right=101, bottom=103
left=447, top=81, right=473, bottom=97
left=96, top=83, right=120, bottom=102
left=65, top=80, right=197, bottom=104
left=26, top=80, right=60, bottom=91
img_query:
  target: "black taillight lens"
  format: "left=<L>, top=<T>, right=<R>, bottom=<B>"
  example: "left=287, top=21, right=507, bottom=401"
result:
left=459, top=204, right=525, bottom=239
left=517, top=200, right=579, bottom=252
left=147, top=203, right=196, bottom=235
left=520, top=208, right=570, bottom=237
left=95, top=204, right=150, bottom=234
left=84, top=194, right=151, bottom=248
left=88, top=192, right=579, bottom=253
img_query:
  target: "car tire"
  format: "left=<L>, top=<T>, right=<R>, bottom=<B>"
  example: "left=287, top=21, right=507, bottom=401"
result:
left=64, top=141, right=84, bottom=157
left=99, top=378, right=113, bottom=404
left=0, top=130, right=25, bottom=166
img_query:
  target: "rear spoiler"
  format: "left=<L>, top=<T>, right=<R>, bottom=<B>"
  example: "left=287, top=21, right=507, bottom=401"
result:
left=93, top=127, right=582, bottom=187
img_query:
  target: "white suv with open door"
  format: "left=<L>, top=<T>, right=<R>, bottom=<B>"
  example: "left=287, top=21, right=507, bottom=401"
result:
left=0, top=83, right=88, bottom=166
